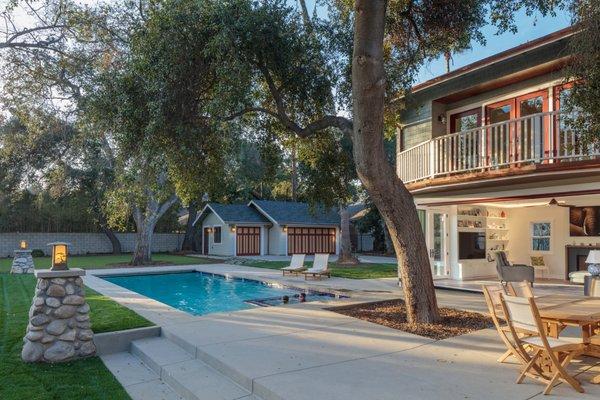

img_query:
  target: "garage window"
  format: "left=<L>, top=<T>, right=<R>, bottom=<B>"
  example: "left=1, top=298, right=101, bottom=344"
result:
left=287, top=227, right=336, bottom=255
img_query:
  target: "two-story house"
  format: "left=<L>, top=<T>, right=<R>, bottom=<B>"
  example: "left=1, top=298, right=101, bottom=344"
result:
left=397, top=26, right=600, bottom=282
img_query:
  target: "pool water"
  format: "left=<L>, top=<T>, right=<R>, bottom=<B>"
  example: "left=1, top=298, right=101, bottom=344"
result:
left=103, top=272, right=329, bottom=316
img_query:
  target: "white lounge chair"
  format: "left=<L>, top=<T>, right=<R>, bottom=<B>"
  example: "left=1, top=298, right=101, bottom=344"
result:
left=303, top=253, right=330, bottom=280
left=281, top=254, right=307, bottom=276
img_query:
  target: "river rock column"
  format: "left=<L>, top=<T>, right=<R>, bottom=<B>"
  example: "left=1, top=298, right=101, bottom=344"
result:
left=10, top=249, right=35, bottom=274
left=21, top=268, right=96, bottom=363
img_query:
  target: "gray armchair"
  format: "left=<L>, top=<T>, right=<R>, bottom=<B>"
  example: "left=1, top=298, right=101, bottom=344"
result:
left=495, top=251, right=535, bottom=285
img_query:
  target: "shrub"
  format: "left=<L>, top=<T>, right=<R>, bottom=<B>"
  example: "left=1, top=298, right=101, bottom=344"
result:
left=31, top=249, right=45, bottom=257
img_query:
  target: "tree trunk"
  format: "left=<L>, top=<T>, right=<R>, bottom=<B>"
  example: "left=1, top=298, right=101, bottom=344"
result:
left=290, top=143, right=298, bottom=201
left=338, top=206, right=359, bottom=264
left=181, top=203, right=198, bottom=251
left=100, top=224, right=122, bottom=255
left=130, top=194, right=179, bottom=266
left=351, top=0, right=439, bottom=323
left=382, top=221, right=394, bottom=256
left=132, top=220, right=156, bottom=265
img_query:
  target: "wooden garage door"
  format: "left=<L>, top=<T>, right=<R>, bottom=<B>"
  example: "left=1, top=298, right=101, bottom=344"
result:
left=287, top=227, right=336, bottom=255
left=236, top=226, right=261, bottom=256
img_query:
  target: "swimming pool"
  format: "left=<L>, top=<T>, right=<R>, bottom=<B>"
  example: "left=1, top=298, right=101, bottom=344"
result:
left=103, top=272, right=332, bottom=316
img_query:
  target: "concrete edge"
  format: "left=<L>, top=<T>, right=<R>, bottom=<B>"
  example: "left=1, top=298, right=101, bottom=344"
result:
left=95, top=326, right=161, bottom=356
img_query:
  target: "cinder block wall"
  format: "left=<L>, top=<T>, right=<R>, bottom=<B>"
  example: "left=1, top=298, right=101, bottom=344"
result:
left=0, top=232, right=184, bottom=257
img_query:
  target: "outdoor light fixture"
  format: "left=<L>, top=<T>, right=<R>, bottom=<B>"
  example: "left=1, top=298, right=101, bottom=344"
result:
left=282, top=225, right=288, bottom=232
left=437, top=114, right=447, bottom=124
left=230, top=225, right=236, bottom=233
left=20, top=240, right=28, bottom=250
left=48, top=242, right=70, bottom=271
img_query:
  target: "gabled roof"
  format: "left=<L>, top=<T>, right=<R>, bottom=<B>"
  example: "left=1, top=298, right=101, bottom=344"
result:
left=249, top=200, right=339, bottom=226
left=193, top=203, right=270, bottom=226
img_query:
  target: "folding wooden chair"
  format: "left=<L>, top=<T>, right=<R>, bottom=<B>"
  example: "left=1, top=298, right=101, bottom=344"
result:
left=590, top=278, right=600, bottom=297
left=507, top=280, right=534, bottom=298
left=500, top=294, right=584, bottom=395
left=591, top=279, right=600, bottom=337
left=483, top=284, right=528, bottom=364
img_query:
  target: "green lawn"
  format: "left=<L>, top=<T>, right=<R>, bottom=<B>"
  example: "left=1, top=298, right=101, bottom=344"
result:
left=0, top=253, right=215, bottom=273
left=238, top=259, right=398, bottom=279
left=0, top=274, right=153, bottom=400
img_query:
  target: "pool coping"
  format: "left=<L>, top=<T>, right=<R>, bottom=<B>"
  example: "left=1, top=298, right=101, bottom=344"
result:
left=84, top=264, right=369, bottom=328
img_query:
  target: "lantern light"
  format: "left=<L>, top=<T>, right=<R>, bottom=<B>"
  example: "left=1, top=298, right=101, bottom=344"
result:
left=20, top=240, right=28, bottom=250
left=47, top=242, right=70, bottom=271
left=230, top=225, right=236, bottom=233
left=282, top=225, right=288, bottom=232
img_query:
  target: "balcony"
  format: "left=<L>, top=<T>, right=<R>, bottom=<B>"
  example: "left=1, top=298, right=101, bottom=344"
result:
left=397, top=111, right=600, bottom=184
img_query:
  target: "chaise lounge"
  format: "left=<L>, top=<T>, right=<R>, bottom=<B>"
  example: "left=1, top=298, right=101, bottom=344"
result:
left=281, top=254, right=307, bottom=276
left=303, top=253, right=331, bottom=280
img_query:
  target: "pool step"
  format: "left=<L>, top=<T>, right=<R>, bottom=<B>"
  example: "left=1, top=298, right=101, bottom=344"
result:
left=130, top=336, right=254, bottom=400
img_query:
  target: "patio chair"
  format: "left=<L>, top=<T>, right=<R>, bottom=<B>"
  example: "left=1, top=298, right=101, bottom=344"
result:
left=281, top=254, right=307, bottom=276
left=500, top=294, right=584, bottom=395
left=506, top=281, right=534, bottom=298
left=482, top=284, right=530, bottom=364
left=303, top=253, right=331, bottom=280
left=495, top=251, right=535, bottom=285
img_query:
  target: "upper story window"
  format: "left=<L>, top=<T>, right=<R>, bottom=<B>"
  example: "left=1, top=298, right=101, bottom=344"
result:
left=488, top=101, right=513, bottom=124
left=447, top=87, right=557, bottom=134
left=520, top=94, right=544, bottom=115
left=450, top=108, right=481, bottom=133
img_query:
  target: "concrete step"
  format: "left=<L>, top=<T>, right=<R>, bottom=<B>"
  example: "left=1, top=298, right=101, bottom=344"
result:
left=131, top=336, right=194, bottom=375
left=130, top=336, right=252, bottom=400
left=101, top=351, right=182, bottom=400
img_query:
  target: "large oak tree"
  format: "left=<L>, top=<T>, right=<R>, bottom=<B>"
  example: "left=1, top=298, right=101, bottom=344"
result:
left=131, top=0, right=570, bottom=322
left=219, top=0, right=571, bottom=322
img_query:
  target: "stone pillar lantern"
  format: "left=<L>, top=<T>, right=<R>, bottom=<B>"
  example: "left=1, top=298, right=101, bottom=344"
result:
left=21, top=242, right=95, bottom=363
left=10, top=240, right=34, bottom=274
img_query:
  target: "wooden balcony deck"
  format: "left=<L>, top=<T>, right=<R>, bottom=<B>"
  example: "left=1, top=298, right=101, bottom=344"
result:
left=397, top=111, right=600, bottom=189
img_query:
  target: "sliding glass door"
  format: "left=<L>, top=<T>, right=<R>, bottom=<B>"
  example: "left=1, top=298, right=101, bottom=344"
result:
left=426, top=210, right=449, bottom=277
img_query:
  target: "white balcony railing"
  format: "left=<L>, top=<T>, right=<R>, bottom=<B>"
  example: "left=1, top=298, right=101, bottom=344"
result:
left=397, top=111, right=600, bottom=184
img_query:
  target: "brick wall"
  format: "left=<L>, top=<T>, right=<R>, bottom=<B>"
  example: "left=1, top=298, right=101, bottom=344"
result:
left=0, top=232, right=184, bottom=257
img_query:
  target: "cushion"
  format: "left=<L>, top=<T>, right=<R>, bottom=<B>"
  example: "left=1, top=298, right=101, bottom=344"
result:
left=523, top=335, right=582, bottom=349
left=569, top=271, right=591, bottom=284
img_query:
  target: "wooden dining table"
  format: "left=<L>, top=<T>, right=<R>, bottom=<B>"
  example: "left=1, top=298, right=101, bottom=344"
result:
left=535, top=294, right=600, bottom=383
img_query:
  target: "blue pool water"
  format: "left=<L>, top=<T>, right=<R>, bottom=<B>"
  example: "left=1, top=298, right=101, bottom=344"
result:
left=103, top=272, right=328, bottom=316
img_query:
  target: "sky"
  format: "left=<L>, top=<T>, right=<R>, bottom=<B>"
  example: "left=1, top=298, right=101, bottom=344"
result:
left=293, top=1, right=572, bottom=84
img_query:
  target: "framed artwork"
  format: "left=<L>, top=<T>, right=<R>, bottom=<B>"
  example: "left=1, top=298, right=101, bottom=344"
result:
left=570, top=207, right=600, bottom=237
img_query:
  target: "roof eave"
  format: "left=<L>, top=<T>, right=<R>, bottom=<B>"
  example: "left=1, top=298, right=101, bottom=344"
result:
left=408, top=26, right=577, bottom=95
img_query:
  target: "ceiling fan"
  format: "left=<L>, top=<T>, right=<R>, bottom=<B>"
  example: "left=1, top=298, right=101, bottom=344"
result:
left=548, top=198, right=574, bottom=208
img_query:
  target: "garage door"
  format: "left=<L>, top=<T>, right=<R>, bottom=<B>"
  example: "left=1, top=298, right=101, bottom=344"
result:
left=236, top=227, right=261, bottom=256
left=287, top=227, right=336, bottom=255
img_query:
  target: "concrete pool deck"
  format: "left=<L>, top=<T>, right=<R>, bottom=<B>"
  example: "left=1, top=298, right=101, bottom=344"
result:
left=85, top=264, right=600, bottom=400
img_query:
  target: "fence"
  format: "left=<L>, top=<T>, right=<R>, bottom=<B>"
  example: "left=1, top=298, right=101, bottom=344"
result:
left=0, top=232, right=184, bottom=258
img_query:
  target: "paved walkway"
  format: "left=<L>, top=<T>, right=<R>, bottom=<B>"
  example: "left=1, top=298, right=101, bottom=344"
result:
left=86, top=264, right=600, bottom=399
